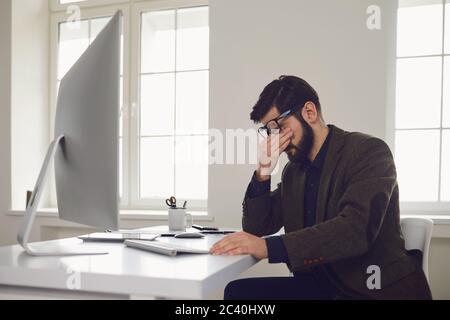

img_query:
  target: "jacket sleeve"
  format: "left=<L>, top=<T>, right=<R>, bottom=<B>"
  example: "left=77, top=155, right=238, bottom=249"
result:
left=280, top=137, right=397, bottom=272
left=242, top=169, right=287, bottom=237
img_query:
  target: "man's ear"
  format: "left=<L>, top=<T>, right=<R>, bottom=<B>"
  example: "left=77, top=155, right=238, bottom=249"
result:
left=301, top=102, right=318, bottom=123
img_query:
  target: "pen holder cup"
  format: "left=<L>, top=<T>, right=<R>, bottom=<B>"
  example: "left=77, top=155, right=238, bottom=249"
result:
left=168, top=208, right=193, bottom=231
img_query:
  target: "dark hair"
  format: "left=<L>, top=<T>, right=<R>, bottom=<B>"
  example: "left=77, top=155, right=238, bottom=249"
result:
left=250, top=75, right=322, bottom=123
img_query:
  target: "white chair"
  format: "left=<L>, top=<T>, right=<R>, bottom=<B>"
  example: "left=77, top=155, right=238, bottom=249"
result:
left=400, top=217, right=433, bottom=282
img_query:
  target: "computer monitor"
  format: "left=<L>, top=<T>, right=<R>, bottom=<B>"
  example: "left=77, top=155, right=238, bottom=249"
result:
left=17, top=10, right=122, bottom=256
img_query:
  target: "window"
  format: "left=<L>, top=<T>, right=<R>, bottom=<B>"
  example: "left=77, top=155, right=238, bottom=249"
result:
left=138, top=6, right=209, bottom=206
left=395, top=0, right=450, bottom=208
left=51, top=0, right=209, bottom=212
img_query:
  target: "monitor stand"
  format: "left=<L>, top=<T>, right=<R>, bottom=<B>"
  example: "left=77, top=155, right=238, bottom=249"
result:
left=17, top=135, right=108, bottom=256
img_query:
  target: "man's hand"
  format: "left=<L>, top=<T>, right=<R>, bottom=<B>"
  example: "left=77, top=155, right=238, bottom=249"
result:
left=257, top=128, right=293, bottom=179
left=209, top=232, right=268, bottom=260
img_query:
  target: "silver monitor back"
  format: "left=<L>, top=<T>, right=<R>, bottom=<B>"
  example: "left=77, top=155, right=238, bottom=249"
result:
left=54, top=11, right=121, bottom=231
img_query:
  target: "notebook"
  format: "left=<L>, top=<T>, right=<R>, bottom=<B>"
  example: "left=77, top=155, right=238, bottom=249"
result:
left=79, top=232, right=160, bottom=242
left=124, top=239, right=210, bottom=256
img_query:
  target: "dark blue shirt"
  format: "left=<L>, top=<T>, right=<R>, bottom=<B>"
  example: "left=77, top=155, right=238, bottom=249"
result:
left=246, top=126, right=332, bottom=264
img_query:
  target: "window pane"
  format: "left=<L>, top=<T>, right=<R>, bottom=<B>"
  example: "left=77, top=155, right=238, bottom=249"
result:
left=140, top=73, right=175, bottom=136
left=441, top=130, right=450, bottom=201
left=140, top=137, right=174, bottom=198
left=445, top=1, right=450, bottom=54
left=119, top=76, right=123, bottom=137
left=56, top=80, right=61, bottom=96
left=176, top=7, right=209, bottom=71
left=443, top=57, right=450, bottom=127
left=397, top=1, right=443, bottom=57
left=58, top=20, right=89, bottom=80
left=141, top=10, right=175, bottom=73
left=60, top=0, right=87, bottom=4
left=396, top=57, right=442, bottom=129
left=119, top=137, right=123, bottom=199
left=175, top=136, right=208, bottom=200
left=90, top=17, right=110, bottom=43
left=395, top=130, right=440, bottom=201
left=176, top=71, right=209, bottom=135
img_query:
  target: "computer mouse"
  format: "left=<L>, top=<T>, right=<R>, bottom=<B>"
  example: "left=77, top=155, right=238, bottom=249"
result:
left=174, top=232, right=205, bottom=239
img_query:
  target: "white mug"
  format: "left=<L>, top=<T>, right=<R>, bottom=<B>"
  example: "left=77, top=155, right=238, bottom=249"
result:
left=168, top=208, right=193, bottom=231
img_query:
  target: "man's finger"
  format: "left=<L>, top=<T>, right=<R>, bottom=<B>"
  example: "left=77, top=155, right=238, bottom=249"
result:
left=210, top=235, right=238, bottom=252
left=210, top=239, right=229, bottom=252
left=277, top=131, right=293, bottom=147
left=226, top=248, right=246, bottom=256
left=278, top=139, right=291, bottom=154
left=212, top=240, right=241, bottom=255
left=210, top=233, right=245, bottom=252
left=269, top=134, right=281, bottom=149
left=269, top=132, right=291, bottom=153
left=213, top=233, right=249, bottom=254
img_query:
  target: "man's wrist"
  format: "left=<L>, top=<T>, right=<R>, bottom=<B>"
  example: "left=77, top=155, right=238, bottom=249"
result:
left=265, top=236, right=289, bottom=264
left=255, top=169, right=270, bottom=182
left=247, top=171, right=270, bottom=198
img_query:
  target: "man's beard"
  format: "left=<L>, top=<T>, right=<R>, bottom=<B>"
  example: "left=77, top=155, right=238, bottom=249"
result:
left=285, top=118, right=314, bottom=165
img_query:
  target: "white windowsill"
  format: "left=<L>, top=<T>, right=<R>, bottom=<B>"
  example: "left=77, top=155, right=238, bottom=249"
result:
left=400, top=213, right=450, bottom=225
left=6, top=210, right=450, bottom=238
left=7, top=210, right=450, bottom=224
left=7, top=208, right=214, bottom=222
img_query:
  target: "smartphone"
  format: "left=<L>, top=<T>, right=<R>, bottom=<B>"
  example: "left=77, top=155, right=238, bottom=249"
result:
left=192, top=224, right=219, bottom=231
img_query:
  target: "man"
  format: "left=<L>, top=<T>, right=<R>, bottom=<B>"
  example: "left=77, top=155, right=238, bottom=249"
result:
left=210, top=75, right=432, bottom=300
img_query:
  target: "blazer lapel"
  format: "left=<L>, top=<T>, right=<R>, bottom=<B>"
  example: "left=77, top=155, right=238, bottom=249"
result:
left=315, top=125, right=346, bottom=224
left=290, top=165, right=306, bottom=230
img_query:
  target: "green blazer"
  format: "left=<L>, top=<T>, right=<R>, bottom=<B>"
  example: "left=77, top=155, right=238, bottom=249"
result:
left=242, top=125, right=432, bottom=299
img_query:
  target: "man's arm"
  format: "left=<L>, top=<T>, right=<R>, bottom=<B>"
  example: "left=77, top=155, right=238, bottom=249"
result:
left=242, top=171, right=285, bottom=237
left=280, top=137, right=397, bottom=272
left=209, top=169, right=289, bottom=260
left=210, top=129, right=292, bottom=258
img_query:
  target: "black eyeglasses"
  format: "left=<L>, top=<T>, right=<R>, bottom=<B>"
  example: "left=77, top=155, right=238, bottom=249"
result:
left=258, top=108, right=297, bottom=138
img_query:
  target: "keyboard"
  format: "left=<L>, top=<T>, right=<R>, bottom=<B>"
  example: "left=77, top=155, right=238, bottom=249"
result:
left=79, top=232, right=160, bottom=242
left=124, top=240, right=210, bottom=256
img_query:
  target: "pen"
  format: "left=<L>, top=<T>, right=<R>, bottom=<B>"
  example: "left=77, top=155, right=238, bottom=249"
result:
left=192, top=224, right=219, bottom=231
left=200, top=231, right=236, bottom=234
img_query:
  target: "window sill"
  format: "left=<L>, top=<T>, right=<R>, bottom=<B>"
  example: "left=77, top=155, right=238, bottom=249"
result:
left=6, top=211, right=450, bottom=238
left=400, top=213, right=450, bottom=238
left=8, top=210, right=450, bottom=224
left=7, top=208, right=214, bottom=222
left=400, top=213, right=450, bottom=225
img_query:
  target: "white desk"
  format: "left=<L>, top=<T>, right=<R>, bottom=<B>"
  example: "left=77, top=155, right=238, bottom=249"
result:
left=0, top=226, right=258, bottom=299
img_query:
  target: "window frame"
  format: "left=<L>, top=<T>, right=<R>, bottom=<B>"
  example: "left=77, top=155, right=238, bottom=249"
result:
left=394, top=0, right=450, bottom=215
left=50, top=0, right=129, bottom=12
left=131, top=0, right=209, bottom=211
left=49, top=0, right=210, bottom=214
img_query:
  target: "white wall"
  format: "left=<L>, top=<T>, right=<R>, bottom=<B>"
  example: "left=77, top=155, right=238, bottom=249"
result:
left=429, top=237, right=450, bottom=299
left=0, top=0, right=50, bottom=247
left=0, top=0, right=449, bottom=299
left=207, top=0, right=450, bottom=299
left=11, top=0, right=50, bottom=210
left=209, top=0, right=397, bottom=229
left=0, top=0, right=14, bottom=249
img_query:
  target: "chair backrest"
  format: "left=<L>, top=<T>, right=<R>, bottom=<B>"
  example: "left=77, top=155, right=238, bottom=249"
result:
left=400, top=217, right=433, bottom=281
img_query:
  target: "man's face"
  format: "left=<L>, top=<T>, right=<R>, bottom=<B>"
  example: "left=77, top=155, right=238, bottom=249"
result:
left=260, top=106, right=314, bottom=164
